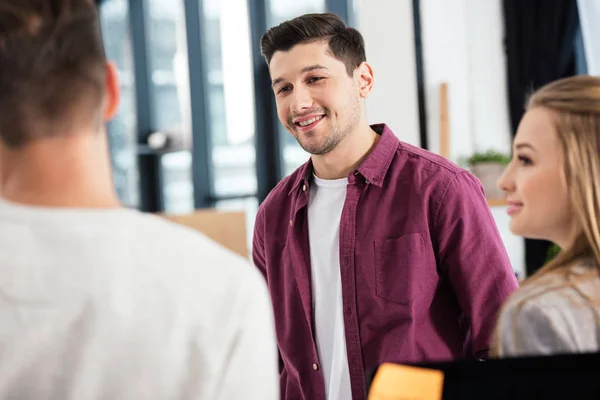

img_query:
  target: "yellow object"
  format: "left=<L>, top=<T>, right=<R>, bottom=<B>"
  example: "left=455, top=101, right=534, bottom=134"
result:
left=368, top=363, right=444, bottom=400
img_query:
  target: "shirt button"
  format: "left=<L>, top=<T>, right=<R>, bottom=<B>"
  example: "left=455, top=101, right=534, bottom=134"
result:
left=365, top=179, right=370, bottom=184
left=302, top=184, right=306, bottom=191
left=289, top=219, right=293, bottom=227
left=313, top=363, right=319, bottom=371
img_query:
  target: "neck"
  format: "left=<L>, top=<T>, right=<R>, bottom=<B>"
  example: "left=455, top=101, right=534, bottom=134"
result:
left=311, top=121, right=379, bottom=180
left=552, top=220, right=581, bottom=252
left=0, top=131, right=121, bottom=208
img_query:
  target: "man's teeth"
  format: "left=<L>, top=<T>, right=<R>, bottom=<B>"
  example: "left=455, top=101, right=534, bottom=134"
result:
left=299, top=116, right=323, bottom=127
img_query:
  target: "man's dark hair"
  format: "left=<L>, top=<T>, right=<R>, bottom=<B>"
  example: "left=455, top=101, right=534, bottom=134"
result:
left=260, top=13, right=366, bottom=76
left=0, top=0, right=107, bottom=148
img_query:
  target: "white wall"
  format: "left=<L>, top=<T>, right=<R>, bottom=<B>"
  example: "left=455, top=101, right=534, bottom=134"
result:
left=420, top=0, right=472, bottom=159
left=464, top=0, right=513, bottom=155
left=420, top=0, right=512, bottom=161
left=356, top=0, right=512, bottom=157
left=355, top=0, right=421, bottom=146
left=357, top=0, right=525, bottom=278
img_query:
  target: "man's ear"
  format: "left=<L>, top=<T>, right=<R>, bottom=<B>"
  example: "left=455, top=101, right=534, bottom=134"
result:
left=103, top=62, right=121, bottom=121
left=356, top=61, right=375, bottom=98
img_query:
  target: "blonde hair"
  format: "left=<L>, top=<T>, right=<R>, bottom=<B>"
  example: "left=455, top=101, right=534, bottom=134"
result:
left=491, top=75, right=600, bottom=356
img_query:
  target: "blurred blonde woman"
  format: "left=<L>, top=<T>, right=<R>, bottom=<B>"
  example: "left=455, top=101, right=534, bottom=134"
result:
left=494, top=75, right=600, bottom=357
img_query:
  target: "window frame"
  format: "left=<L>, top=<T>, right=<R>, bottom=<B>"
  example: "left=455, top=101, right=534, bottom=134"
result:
left=100, top=0, right=355, bottom=212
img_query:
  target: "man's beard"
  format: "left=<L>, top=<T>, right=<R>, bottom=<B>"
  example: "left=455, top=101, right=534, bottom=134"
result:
left=292, top=101, right=360, bottom=156
left=297, top=123, right=343, bottom=155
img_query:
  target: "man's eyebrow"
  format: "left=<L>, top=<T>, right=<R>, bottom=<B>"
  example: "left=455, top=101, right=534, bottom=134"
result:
left=271, top=64, right=329, bottom=87
left=301, top=64, right=328, bottom=73
left=271, top=77, right=284, bottom=88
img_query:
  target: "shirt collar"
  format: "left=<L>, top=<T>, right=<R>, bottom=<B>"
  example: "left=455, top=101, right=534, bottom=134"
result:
left=289, top=158, right=314, bottom=196
left=288, top=123, right=399, bottom=195
left=355, top=123, right=398, bottom=187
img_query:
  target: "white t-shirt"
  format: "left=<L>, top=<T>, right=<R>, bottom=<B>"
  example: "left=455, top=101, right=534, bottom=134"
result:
left=307, top=175, right=352, bottom=400
left=0, top=197, right=278, bottom=400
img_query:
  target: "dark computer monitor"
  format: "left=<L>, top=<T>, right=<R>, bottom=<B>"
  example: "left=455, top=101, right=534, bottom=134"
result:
left=367, top=352, right=600, bottom=399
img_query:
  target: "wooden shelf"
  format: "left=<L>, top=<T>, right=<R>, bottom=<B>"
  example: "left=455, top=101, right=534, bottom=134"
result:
left=487, top=198, right=507, bottom=207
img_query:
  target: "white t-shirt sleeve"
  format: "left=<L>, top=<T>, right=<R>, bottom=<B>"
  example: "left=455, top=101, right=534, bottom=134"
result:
left=212, top=270, right=279, bottom=400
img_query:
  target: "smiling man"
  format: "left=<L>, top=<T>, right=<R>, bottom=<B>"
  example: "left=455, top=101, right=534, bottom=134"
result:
left=252, top=13, right=519, bottom=400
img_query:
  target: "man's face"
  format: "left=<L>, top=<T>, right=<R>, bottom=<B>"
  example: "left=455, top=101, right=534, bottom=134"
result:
left=269, top=41, right=363, bottom=155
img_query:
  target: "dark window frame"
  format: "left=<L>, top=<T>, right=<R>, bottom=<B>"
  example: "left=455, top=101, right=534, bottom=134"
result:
left=100, top=0, right=356, bottom=212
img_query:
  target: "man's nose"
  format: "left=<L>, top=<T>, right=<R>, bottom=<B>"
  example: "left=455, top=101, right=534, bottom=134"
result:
left=291, top=86, right=313, bottom=113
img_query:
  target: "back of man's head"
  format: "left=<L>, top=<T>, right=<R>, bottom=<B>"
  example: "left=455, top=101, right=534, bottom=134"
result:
left=260, top=13, right=366, bottom=76
left=0, top=0, right=107, bottom=148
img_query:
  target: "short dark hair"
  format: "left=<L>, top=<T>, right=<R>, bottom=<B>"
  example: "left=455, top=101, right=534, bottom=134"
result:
left=0, top=0, right=107, bottom=148
left=260, top=13, right=366, bottom=76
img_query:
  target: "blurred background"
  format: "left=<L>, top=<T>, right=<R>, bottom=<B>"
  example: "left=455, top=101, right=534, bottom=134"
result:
left=96, top=0, right=599, bottom=279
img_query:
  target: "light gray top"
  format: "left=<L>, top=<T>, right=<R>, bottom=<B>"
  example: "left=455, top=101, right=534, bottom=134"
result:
left=0, top=198, right=279, bottom=400
left=496, top=263, right=600, bottom=357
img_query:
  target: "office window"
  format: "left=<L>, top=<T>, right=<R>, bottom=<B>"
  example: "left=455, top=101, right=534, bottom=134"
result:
left=100, top=0, right=355, bottom=214
left=202, top=0, right=258, bottom=198
left=99, top=0, right=140, bottom=207
left=147, top=0, right=195, bottom=214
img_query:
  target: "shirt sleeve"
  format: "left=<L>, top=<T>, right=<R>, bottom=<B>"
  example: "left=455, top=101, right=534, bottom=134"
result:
left=212, top=271, right=280, bottom=400
left=496, top=299, right=579, bottom=357
left=434, top=171, right=519, bottom=359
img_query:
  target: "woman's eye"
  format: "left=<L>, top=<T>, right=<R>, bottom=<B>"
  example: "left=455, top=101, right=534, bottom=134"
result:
left=517, top=155, right=532, bottom=165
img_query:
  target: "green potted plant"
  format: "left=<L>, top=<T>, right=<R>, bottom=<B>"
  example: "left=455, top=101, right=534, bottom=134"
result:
left=467, top=150, right=511, bottom=200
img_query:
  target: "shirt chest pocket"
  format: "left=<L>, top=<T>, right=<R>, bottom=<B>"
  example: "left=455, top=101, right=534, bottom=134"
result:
left=374, top=233, right=430, bottom=306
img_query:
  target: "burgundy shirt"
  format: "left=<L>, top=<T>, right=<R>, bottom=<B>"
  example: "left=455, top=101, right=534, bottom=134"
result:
left=252, top=124, right=518, bottom=400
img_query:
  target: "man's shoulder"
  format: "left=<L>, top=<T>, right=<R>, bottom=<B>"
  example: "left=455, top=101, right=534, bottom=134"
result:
left=124, top=211, right=269, bottom=310
left=390, top=140, right=479, bottom=194
left=395, top=140, right=464, bottom=177
left=125, top=210, right=258, bottom=280
left=0, top=206, right=264, bottom=307
left=128, top=210, right=209, bottom=241
left=134, top=211, right=244, bottom=257
left=378, top=139, right=489, bottom=214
